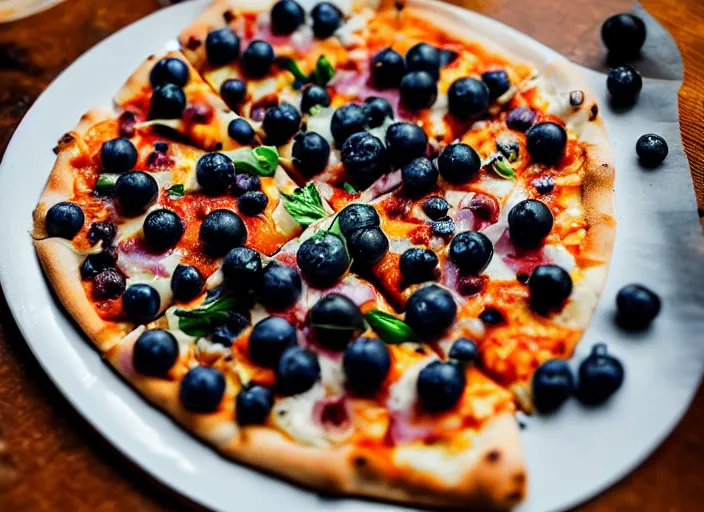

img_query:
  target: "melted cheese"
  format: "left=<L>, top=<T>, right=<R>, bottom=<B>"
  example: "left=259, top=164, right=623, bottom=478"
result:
left=306, top=106, right=335, bottom=144
left=319, top=354, right=345, bottom=396
left=271, top=383, right=329, bottom=448
left=387, top=359, right=433, bottom=414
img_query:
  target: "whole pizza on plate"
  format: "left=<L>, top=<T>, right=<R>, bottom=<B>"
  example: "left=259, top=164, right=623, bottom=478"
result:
left=31, top=0, right=615, bottom=509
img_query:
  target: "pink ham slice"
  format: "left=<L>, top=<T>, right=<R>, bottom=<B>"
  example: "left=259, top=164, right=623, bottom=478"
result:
left=117, top=237, right=173, bottom=278
left=494, top=230, right=553, bottom=275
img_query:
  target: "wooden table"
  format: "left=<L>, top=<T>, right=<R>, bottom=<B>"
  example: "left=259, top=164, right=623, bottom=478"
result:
left=0, top=0, right=702, bottom=510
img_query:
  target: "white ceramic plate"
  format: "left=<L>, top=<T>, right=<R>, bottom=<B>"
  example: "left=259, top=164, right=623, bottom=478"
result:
left=0, top=1, right=702, bottom=511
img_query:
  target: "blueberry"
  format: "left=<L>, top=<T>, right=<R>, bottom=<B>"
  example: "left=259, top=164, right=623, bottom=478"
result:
left=170, top=264, right=204, bottom=302
left=532, top=359, right=574, bottom=414
left=347, top=227, right=388, bottom=265
left=205, top=27, right=240, bottom=65
left=133, top=329, right=179, bottom=377
left=149, top=83, right=186, bottom=119
left=449, top=231, right=493, bottom=275
left=506, top=106, right=536, bottom=132
left=385, top=122, right=428, bottom=169
left=448, top=77, right=490, bottom=120
left=196, top=152, right=236, bottom=194
left=401, top=157, right=437, bottom=198
left=601, top=13, right=646, bottom=58
left=422, top=196, right=449, bottom=220
left=222, top=247, right=262, bottom=291
left=45, top=202, right=84, bottom=239
left=526, top=122, right=567, bottom=164
left=94, top=268, right=126, bottom=300
left=242, top=40, right=275, bottom=78
left=236, top=384, right=275, bottom=426
left=122, top=283, right=160, bottom=324
left=337, top=203, right=380, bottom=238
left=577, top=343, right=624, bottom=405
left=180, top=366, right=226, bottom=413
left=508, top=199, right=553, bottom=248
left=211, top=311, right=251, bottom=346
left=417, top=361, right=465, bottom=412
left=154, top=141, right=169, bottom=153
left=270, top=0, right=305, bottom=35
left=228, top=118, right=255, bottom=144
left=149, top=57, right=189, bottom=88
left=437, top=143, right=481, bottom=184
left=616, top=283, right=661, bottom=330
left=431, top=216, right=455, bottom=238
left=296, top=232, right=350, bottom=288
left=277, top=346, right=320, bottom=395
left=529, top=265, right=573, bottom=313
left=143, top=209, right=184, bottom=250
left=263, top=103, right=301, bottom=145
left=340, top=131, right=388, bottom=189
left=406, top=43, right=440, bottom=79
left=479, top=307, right=504, bottom=325
left=308, top=294, right=365, bottom=350
left=343, top=337, right=390, bottom=395
left=249, top=316, right=297, bottom=367
left=371, top=47, right=405, bottom=88
left=100, top=137, right=138, bottom=173
left=399, top=248, right=438, bottom=285
left=80, top=250, right=116, bottom=280
left=531, top=175, right=555, bottom=195
left=400, top=71, right=437, bottom=110
left=232, top=173, right=261, bottom=196
left=481, top=70, right=511, bottom=100
left=292, top=131, right=330, bottom=177
left=220, top=80, right=247, bottom=113
left=362, top=96, right=394, bottom=128
left=448, top=338, right=478, bottom=363
left=199, top=209, right=247, bottom=256
left=87, top=221, right=117, bottom=246
left=258, top=263, right=302, bottom=310
left=300, top=84, right=330, bottom=113
left=636, top=133, right=668, bottom=168
left=114, top=171, right=158, bottom=216
left=238, top=191, right=269, bottom=216
left=404, top=285, right=456, bottom=339
left=607, top=66, right=642, bottom=105
left=311, top=2, right=342, bottom=39
left=331, top=103, right=366, bottom=146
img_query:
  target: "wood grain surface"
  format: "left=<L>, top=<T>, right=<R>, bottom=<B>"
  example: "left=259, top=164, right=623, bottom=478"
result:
left=0, top=0, right=702, bottom=510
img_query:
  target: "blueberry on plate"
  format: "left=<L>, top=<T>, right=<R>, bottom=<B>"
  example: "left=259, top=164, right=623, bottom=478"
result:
left=437, top=143, right=481, bottom=184
left=308, top=294, right=365, bottom=350
left=297, top=232, right=350, bottom=288
left=228, top=118, right=255, bottom=145
left=236, top=384, right=275, bottom=426
left=405, top=43, right=441, bottom=79
left=533, top=359, right=574, bottom=413
left=222, top=247, right=262, bottom=291
left=242, top=40, right=275, bottom=78
left=133, top=329, right=179, bottom=377
left=636, top=133, right=668, bottom=168
left=45, top=202, right=84, bottom=239
left=170, top=264, right=205, bottom=302
left=205, top=27, right=240, bottom=65
left=417, top=361, right=465, bottom=412
left=292, top=131, right=331, bottom=177
left=481, top=70, right=511, bottom=101
left=401, top=157, right=438, bottom=198
left=526, top=122, right=567, bottom=164
left=385, top=122, right=428, bottom=169
left=340, top=131, right=388, bottom=189
left=507, top=199, right=553, bottom=248
left=263, top=103, right=301, bottom=146
left=232, top=173, right=261, bottom=196
left=180, top=366, right=227, bottom=413
left=337, top=203, right=380, bottom=238
left=149, top=83, right=187, bottom=120
left=143, top=209, right=185, bottom=250
left=196, top=152, right=236, bottom=194
left=311, top=2, right=342, bottom=39
left=276, top=346, right=321, bottom=395
left=601, top=13, right=646, bottom=58
left=528, top=264, right=573, bottom=313
left=238, top=191, right=269, bottom=216
left=448, top=338, right=478, bottom=363
left=258, top=263, right=302, bottom=310
left=300, top=84, right=330, bottom=113
left=150, top=57, right=189, bottom=88
left=94, top=268, right=126, bottom=300
left=399, top=247, right=438, bottom=285
left=362, top=96, right=394, bottom=128
left=122, top=283, right=161, bottom=324
left=343, top=337, right=391, bottom=395
left=449, top=231, right=493, bottom=275
left=101, top=137, right=138, bottom=173
left=347, top=227, right=388, bottom=265
left=331, top=103, right=367, bottom=146
left=199, top=209, right=247, bottom=257
left=577, top=343, right=625, bottom=405
left=220, top=78, right=247, bottom=110
left=270, top=0, right=305, bottom=35
left=114, top=171, right=159, bottom=216
left=615, top=283, right=661, bottom=330
left=404, top=285, right=456, bottom=339
left=422, top=196, right=449, bottom=220
left=400, top=71, right=437, bottom=110
left=506, top=106, right=536, bottom=132
left=371, top=48, right=405, bottom=88
left=448, top=77, right=490, bottom=120
left=606, top=66, right=642, bottom=106
left=249, top=316, right=297, bottom=367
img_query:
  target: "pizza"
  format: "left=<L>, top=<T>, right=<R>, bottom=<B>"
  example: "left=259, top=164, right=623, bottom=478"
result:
left=31, top=0, right=615, bottom=509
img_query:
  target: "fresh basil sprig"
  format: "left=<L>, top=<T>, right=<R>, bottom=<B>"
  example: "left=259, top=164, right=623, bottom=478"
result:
left=95, top=173, right=119, bottom=195
left=364, top=310, right=419, bottom=345
left=343, top=182, right=358, bottom=194
left=276, top=54, right=335, bottom=88
left=166, top=184, right=185, bottom=198
left=174, top=291, right=244, bottom=338
left=222, top=146, right=279, bottom=176
left=281, top=182, right=327, bottom=226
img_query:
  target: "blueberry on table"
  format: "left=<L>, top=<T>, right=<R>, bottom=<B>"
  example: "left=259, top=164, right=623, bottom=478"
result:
left=292, top=131, right=331, bottom=177
left=402, top=157, right=438, bottom=198
left=94, top=268, right=126, bottom=300
left=45, top=202, right=84, bottom=239
left=362, top=96, right=394, bottom=128
left=149, top=83, right=186, bottom=119
left=340, top=132, right=388, bottom=189
left=337, top=204, right=380, bottom=237
left=311, top=2, right=342, bottom=39
left=508, top=199, right=554, bottom=248
left=636, top=133, right=668, bottom=168
left=242, top=40, right=275, bottom=78
left=528, top=264, right=573, bottom=313
left=228, top=118, right=255, bottom=145
left=133, top=329, right=179, bottom=377
left=331, top=103, right=367, bottom=146
left=270, top=0, right=305, bottom=35
left=422, top=196, right=449, bottom=221
left=101, top=137, right=138, bottom=173
left=371, top=47, right=406, bottom=88
left=448, top=338, right=478, bottom=363
left=417, top=361, right=466, bottom=412
left=386, top=122, right=428, bottom=169
left=616, top=283, right=661, bottom=330
left=343, top=337, right=391, bottom=395
left=297, top=232, right=350, bottom=288
left=347, top=227, right=388, bottom=265
left=199, top=209, right=247, bottom=257
left=481, top=70, right=511, bottom=101
left=249, top=316, right=297, bottom=367
left=300, top=84, right=330, bottom=113
left=257, top=263, right=302, bottom=310
left=601, top=13, right=646, bottom=59
left=533, top=359, right=574, bottom=414
left=87, top=221, right=117, bottom=246
left=404, top=285, right=457, bottom=339
left=263, top=103, right=301, bottom=146
left=506, top=106, right=536, bottom=132
left=149, top=57, right=190, bottom=88
left=449, top=231, right=493, bottom=275
left=526, top=122, right=567, bottom=164
left=122, top=283, right=161, bottom=324
left=448, top=77, right=490, bottom=120
left=180, top=366, right=226, bottom=413
left=308, top=294, right=365, bottom=350
left=236, top=384, right=275, bottom=426
left=437, top=143, right=481, bottom=184
left=238, top=191, right=269, bottom=216
left=400, top=71, right=437, bottom=110
left=205, top=27, right=240, bottom=65
left=170, top=264, right=204, bottom=302
left=196, top=152, right=236, bottom=194
left=405, top=42, right=441, bottom=79
left=143, top=209, right=184, bottom=250
left=114, top=171, right=158, bottom=216
left=220, top=79, right=247, bottom=110
left=577, top=343, right=625, bottom=405
left=222, top=247, right=262, bottom=290
left=606, top=65, right=642, bottom=106
left=232, top=173, right=261, bottom=196
left=276, top=346, right=321, bottom=395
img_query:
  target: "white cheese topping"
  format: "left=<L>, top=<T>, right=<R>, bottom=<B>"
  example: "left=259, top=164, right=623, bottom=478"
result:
left=271, top=383, right=329, bottom=448
left=319, top=354, right=345, bottom=396
left=387, top=359, right=434, bottom=414
left=543, top=244, right=576, bottom=271
left=482, top=254, right=516, bottom=281
left=305, top=106, right=335, bottom=144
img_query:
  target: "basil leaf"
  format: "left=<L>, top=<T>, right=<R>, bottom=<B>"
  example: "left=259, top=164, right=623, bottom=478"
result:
left=166, top=184, right=185, bottom=198
left=275, top=56, right=309, bottom=82
left=95, top=173, right=119, bottom=195
left=496, top=139, right=519, bottom=163
left=343, top=182, right=358, bottom=194
left=491, top=154, right=516, bottom=180
left=309, top=55, right=335, bottom=86
left=252, top=146, right=279, bottom=175
left=174, top=291, right=244, bottom=338
left=281, top=182, right=326, bottom=226
left=326, top=214, right=350, bottom=259
left=364, top=310, right=419, bottom=345
left=222, top=146, right=279, bottom=176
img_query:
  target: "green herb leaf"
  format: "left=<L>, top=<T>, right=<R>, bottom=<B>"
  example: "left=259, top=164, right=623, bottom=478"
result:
left=343, top=182, right=358, bottom=194
left=325, top=214, right=350, bottom=259
left=281, top=182, right=327, bottom=227
left=222, top=146, right=279, bottom=176
left=95, top=173, right=119, bottom=195
left=166, top=184, right=185, bottom=198
left=252, top=146, right=279, bottom=175
left=275, top=56, right=309, bottom=82
left=308, top=104, right=323, bottom=116
left=174, top=291, right=244, bottom=338
left=491, top=154, right=516, bottom=180
left=309, top=55, right=335, bottom=86
left=496, top=139, right=519, bottom=163
left=364, top=310, right=419, bottom=345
